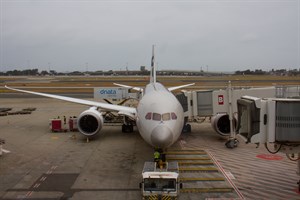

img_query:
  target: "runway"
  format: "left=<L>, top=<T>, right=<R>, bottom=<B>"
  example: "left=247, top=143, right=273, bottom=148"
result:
left=1, top=98, right=300, bottom=199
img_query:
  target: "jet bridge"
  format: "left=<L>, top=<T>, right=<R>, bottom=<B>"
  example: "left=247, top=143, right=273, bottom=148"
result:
left=176, top=84, right=300, bottom=138
left=236, top=96, right=300, bottom=190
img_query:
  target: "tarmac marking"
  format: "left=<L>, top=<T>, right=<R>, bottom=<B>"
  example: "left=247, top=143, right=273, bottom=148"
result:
left=167, top=157, right=211, bottom=160
left=25, top=191, right=33, bottom=197
left=40, top=176, right=47, bottom=181
left=179, top=139, right=185, bottom=149
left=206, top=150, right=245, bottom=200
left=51, top=165, right=58, bottom=170
left=224, top=170, right=236, bottom=180
left=256, top=154, right=283, bottom=160
left=181, top=187, right=234, bottom=193
left=178, top=161, right=214, bottom=165
left=165, top=151, right=207, bottom=155
left=33, top=183, right=41, bottom=188
left=179, top=167, right=218, bottom=172
left=45, top=165, right=57, bottom=175
left=1, top=149, right=11, bottom=153
left=180, top=177, right=225, bottom=182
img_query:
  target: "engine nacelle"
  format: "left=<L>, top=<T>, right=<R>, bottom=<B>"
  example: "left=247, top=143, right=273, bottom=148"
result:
left=211, top=113, right=237, bottom=137
left=77, top=107, right=103, bottom=137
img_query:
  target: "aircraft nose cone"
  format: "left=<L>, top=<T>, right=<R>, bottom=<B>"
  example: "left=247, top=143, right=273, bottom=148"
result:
left=151, top=126, right=173, bottom=148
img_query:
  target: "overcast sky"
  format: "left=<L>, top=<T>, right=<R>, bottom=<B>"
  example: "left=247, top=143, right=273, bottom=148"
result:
left=0, top=0, right=299, bottom=72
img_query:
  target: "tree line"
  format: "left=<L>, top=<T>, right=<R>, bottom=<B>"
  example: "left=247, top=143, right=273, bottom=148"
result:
left=235, top=68, right=300, bottom=76
left=0, top=68, right=299, bottom=76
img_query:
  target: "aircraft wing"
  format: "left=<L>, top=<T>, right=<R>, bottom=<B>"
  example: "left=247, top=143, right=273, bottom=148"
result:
left=5, top=86, right=137, bottom=118
left=168, top=83, right=195, bottom=91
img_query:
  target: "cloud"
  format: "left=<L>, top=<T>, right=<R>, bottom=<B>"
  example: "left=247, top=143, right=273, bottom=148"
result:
left=1, top=0, right=299, bottom=72
left=239, top=33, right=259, bottom=43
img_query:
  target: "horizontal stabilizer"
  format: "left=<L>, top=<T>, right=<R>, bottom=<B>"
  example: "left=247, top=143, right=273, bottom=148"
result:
left=113, top=83, right=143, bottom=92
left=168, top=83, right=195, bottom=91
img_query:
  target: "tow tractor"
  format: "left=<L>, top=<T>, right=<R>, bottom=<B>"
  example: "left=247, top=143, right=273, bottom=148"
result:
left=140, top=161, right=182, bottom=200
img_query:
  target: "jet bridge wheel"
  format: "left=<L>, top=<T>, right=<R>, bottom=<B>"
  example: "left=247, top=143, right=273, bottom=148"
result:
left=122, top=124, right=133, bottom=133
left=225, top=138, right=239, bottom=149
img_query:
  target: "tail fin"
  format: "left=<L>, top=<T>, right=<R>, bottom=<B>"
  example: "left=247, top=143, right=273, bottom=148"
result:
left=150, top=45, right=156, bottom=83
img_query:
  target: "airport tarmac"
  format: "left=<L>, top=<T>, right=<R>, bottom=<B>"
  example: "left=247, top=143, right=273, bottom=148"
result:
left=1, top=98, right=300, bottom=200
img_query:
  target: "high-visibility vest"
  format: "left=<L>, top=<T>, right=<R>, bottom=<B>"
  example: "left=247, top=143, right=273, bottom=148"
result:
left=154, top=151, right=160, bottom=159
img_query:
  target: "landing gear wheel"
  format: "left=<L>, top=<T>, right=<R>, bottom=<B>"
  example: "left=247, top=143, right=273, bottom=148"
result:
left=122, top=124, right=134, bottom=133
left=225, top=138, right=239, bottom=149
left=186, top=124, right=191, bottom=133
left=129, top=125, right=133, bottom=132
left=122, top=124, right=127, bottom=133
left=182, top=124, right=191, bottom=133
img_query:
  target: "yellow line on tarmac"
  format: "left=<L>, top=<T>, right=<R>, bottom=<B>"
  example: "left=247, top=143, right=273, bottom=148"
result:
left=167, top=148, right=205, bottom=151
left=179, top=167, right=218, bottom=172
left=167, top=157, right=211, bottom=161
left=178, top=161, right=214, bottom=165
left=179, top=177, right=225, bottom=182
left=165, top=152, right=207, bottom=155
left=181, top=187, right=233, bottom=193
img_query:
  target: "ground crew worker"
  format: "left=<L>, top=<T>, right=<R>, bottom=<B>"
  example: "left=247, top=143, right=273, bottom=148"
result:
left=154, top=150, right=160, bottom=163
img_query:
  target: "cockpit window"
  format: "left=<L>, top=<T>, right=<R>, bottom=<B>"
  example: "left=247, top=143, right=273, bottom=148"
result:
left=171, top=112, right=177, bottom=120
left=145, top=112, right=152, bottom=120
left=162, top=113, right=171, bottom=121
left=153, top=113, right=161, bottom=121
left=146, top=112, right=177, bottom=121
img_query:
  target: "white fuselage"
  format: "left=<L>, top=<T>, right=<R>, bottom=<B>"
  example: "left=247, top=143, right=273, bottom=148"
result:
left=136, top=82, right=184, bottom=148
left=4, top=46, right=190, bottom=149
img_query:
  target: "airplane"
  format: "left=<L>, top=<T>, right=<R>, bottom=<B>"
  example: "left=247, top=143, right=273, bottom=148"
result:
left=5, top=46, right=194, bottom=149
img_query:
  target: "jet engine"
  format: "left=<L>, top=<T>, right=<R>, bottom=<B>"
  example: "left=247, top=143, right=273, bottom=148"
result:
left=211, top=113, right=237, bottom=137
left=77, top=107, right=103, bottom=137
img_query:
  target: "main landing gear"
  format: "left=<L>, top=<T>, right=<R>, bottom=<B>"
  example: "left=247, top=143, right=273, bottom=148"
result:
left=182, top=123, right=191, bottom=133
left=122, top=116, right=134, bottom=133
left=122, top=124, right=134, bottom=133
